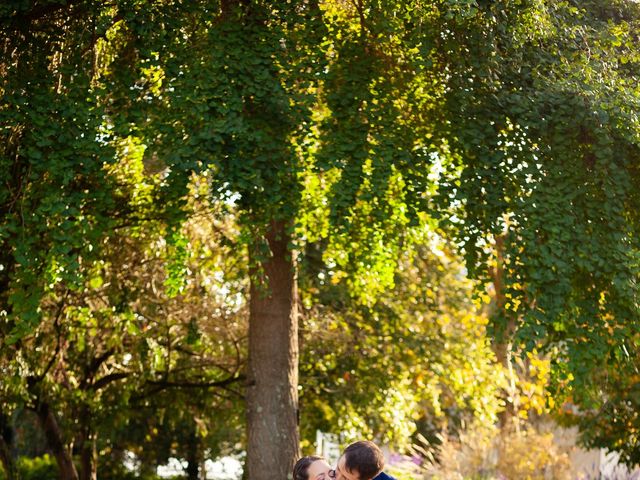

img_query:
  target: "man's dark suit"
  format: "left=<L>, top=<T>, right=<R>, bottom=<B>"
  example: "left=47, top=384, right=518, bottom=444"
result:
left=373, top=472, right=397, bottom=480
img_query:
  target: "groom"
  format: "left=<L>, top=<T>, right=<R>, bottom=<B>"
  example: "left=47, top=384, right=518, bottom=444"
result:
left=333, top=441, right=396, bottom=480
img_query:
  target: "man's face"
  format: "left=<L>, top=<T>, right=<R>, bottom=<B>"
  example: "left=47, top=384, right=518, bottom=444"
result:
left=334, top=455, right=360, bottom=480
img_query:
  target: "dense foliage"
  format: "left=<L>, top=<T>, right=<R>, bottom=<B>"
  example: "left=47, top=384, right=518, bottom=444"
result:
left=432, top=0, right=640, bottom=461
left=1, top=0, right=639, bottom=477
left=299, top=230, right=506, bottom=448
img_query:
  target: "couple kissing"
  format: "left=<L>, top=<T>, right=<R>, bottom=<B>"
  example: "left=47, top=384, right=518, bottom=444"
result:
left=293, top=441, right=396, bottom=480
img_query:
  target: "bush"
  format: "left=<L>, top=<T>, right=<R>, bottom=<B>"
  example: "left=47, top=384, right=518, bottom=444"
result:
left=0, top=455, right=186, bottom=480
left=418, top=422, right=574, bottom=480
left=0, top=455, right=58, bottom=480
left=19, top=455, right=59, bottom=480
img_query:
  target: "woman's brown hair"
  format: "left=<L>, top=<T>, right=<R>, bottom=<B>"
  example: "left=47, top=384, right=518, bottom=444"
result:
left=293, top=456, right=324, bottom=480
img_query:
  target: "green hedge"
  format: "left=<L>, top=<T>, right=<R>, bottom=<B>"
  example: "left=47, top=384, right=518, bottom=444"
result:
left=0, top=455, right=58, bottom=480
left=0, top=455, right=186, bottom=480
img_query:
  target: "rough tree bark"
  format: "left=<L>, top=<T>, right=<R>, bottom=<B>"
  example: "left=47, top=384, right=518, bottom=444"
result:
left=36, top=402, right=79, bottom=480
left=246, top=221, right=300, bottom=480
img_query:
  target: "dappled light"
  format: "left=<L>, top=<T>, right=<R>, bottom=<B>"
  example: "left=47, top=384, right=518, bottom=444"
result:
left=1, top=1, right=639, bottom=479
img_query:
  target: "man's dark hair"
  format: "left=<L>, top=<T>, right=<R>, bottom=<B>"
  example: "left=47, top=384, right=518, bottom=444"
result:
left=343, top=441, right=384, bottom=480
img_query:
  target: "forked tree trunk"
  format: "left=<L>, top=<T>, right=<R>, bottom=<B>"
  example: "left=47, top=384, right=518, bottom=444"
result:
left=36, top=402, right=79, bottom=480
left=246, top=221, right=300, bottom=480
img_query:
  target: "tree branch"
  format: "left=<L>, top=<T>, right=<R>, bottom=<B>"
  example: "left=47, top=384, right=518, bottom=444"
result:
left=145, top=374, right=245, bottom=390
left=90, top=372, right=129, bottom=391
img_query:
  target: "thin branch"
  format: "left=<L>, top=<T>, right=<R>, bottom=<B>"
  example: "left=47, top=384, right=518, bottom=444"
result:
left=90, top=372, right=129, bottom=391
left=145, top=374, right=245, bottom=390
left=87, top=348, right=116, bottom=376
left=34, top=291, right=69, bottom=384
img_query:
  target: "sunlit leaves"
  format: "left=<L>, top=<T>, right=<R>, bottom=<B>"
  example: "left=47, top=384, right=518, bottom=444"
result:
left=431, top=0, right=640, bottom=461
left=3, top=0, right=640, bottom=467
left=299, top=229, right=506, bottom=449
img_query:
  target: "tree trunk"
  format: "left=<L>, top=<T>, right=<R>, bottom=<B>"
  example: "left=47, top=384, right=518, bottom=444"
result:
left=79, top=433, right=97, bottom=480
left=36, top=402, right=79, bottom=480
left=185, top=427, right=199, bottom=480
left=77, top=404, right=97, bottom=480
left=199, top=457, right=207, bottom=480
left=246, top=221, right=299, bottom=480
left=0, top=420, right=18, bottom=480
left=489, top=234, right=519, bottom=429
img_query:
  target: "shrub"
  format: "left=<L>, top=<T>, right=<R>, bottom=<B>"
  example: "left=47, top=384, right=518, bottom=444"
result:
left=0, top=455, right=59, bottom=480
left=418, top=422, right=574, bottom=480
left=0, top=455, right=187, bottom=480
left=19, top=455, right=59, bottom=480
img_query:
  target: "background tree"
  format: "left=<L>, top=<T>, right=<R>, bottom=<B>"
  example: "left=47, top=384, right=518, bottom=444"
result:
left=298, top=228, right=506, bottom=449
left=0, top=122, right=246, bottom=480
left=432, top=0, right=640, bottom=460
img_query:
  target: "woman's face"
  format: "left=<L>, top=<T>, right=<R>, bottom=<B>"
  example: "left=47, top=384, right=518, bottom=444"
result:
left=307, top=459, right=333, bottom=480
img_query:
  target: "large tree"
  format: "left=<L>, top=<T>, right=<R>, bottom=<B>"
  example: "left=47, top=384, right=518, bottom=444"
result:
left=3, top=1, right=640, bottom=476
left=127, top=1, right=433, bottom=477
